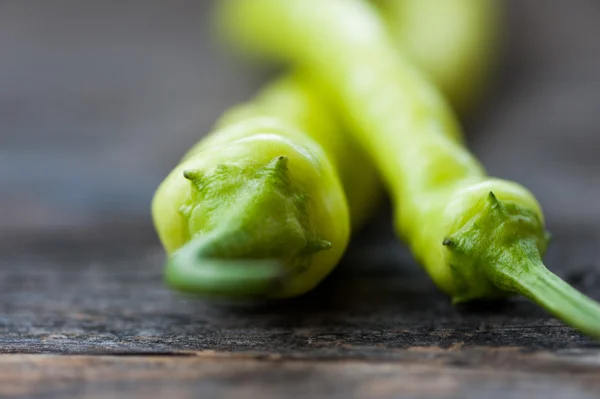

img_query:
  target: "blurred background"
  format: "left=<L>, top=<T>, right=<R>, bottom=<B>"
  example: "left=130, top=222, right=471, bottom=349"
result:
left=1, top=0, right=599, bottom=237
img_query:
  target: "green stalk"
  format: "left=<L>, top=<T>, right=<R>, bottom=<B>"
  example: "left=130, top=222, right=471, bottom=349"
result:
left=161, top=154, right=333, bottom=299
left=489, top=242, right=600, bottom=339
left=446, top=192, right=600, bottom=338
left=165, top=234, right=288, bottom=298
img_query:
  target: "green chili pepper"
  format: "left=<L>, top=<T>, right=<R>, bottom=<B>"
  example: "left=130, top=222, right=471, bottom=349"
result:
left=152, top=73, right=380, bottom=299
left=217, top=0, right=600, bottom=337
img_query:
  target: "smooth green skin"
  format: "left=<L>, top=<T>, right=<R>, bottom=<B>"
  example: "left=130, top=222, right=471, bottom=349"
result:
left=152, top=74, right=382, bottom=299
left=375, top=0, right=501, bottom=114
left=217, top=0, right=600, bottom=338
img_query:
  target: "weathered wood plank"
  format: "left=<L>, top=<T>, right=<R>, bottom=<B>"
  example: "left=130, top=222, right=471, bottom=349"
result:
left=0, top=224, right=599, bottom=357
left=1, top=350, right=599, bottom=399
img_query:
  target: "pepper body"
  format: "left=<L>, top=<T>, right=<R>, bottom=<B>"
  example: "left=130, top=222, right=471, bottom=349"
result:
left=152, top=74, right=380, bottom=298
left=217, top=0, right=600, bottom=337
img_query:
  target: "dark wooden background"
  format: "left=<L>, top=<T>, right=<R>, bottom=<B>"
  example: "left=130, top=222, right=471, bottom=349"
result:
left=1, top=0, right=600, bottom=398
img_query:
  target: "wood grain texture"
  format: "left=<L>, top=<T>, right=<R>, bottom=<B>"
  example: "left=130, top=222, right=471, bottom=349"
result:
left=5, top=227, right=598, bottom=397
left=1, top=350, right=600, bottom=399
left=0, top=221, right=599, bottom=357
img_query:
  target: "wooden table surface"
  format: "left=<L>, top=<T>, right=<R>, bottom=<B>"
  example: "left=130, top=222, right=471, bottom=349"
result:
left=2, top=1, right=600, bottom=398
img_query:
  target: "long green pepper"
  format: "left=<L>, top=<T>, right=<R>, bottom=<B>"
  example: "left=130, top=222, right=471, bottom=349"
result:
left=217, top=0, right=600, bottom=338
left=152, top=74, right=379, bottom=298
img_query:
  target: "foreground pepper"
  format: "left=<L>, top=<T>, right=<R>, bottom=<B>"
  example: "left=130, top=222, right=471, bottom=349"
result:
left=152, top=74, right=380, bottom=298
left=217, top=0, right=600, bottom=337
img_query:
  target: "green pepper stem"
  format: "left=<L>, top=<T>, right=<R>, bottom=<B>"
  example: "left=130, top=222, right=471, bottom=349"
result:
left=490, top=242, right=600, bottom=339
left=164, top=235, right=289, bottom=299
